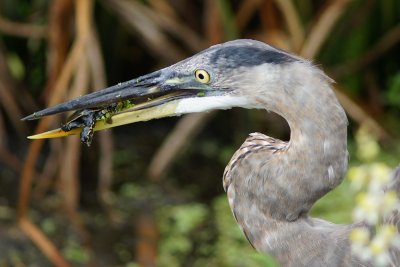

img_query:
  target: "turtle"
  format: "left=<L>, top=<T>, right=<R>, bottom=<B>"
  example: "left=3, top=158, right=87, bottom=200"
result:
left=61, top=100, right=134, bottom=146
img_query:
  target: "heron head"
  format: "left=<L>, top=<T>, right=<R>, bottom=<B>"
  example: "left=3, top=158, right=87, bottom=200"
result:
left=24, top=39, right=300, bottom=141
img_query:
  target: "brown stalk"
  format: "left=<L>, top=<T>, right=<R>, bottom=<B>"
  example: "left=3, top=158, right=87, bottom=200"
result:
left=75, top=0, right=93, bottom=41
left=19, top=218, right=72, bottom=267
left=273, top=0, right=305, bottom=51
left=133, top=0, right=206, bottom=52
left=134, top=212, right=158, bottom=267
left=333, top=86, right=389, bottom=139
left=148, top=112, right=215, bottom=181
left=18, top=2, right=88, bottom=266
left=300, top=0, right=352, bottom=58
left=257, top=0, right=291, bottom=49
left=87, top=30, right=106, bottom=90
left=17, top=130, right=63, bottom=266
left=149, top=0, right=178, bottom=20
left=61, top=1, right=95, bottom=262
left=42, top=0, right=73, bottom=99
left=102, top=0, right=185, bottom=62
left=0, top=16, right=47, bottom=39
left=235, top=0, right=262, bottom=32
left=205, top=0, right=224, bottom=44
left=17, top=36, right=82, bottom=214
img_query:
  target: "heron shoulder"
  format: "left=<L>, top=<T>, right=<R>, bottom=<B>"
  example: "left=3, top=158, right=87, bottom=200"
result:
left=223, top=132, right=287, bottom=191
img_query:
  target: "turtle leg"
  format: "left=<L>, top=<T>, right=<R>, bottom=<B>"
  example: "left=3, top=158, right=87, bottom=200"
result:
left=80, top=125, right=94, bottom=146
left=61, top=119, right=84, bottom=132
left=79, top=111, right=97, bottom=146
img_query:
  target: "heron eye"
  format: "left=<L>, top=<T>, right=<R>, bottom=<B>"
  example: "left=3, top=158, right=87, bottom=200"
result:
left=195, top=69, right=210, bottom=84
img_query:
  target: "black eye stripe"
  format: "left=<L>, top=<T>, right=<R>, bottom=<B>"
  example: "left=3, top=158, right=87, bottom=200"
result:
left=209, top=46, right=297, bottom=68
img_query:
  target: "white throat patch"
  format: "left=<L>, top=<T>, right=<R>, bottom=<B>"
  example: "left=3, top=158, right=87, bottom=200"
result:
left=175, top=95, right=252, bottom=114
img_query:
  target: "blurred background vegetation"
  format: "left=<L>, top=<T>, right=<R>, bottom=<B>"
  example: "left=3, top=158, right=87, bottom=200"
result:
left=0, top=0, right=399, bottom=266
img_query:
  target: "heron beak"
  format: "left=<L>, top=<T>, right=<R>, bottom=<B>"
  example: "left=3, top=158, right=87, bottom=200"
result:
left=26, top=93, right=194, bottom=139
left=24, top=68, right=227, bottom=140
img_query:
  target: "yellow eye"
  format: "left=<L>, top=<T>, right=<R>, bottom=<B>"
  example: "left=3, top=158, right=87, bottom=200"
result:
left=194, top=69, right=210, bottom=84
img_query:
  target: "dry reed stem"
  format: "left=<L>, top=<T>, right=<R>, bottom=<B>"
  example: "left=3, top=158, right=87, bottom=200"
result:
left=135, top=0, right=206, bottom=52
left=58, top=0, right=92, bottom=213
left=257, top=1, right=291, bottom=49
left=273, top=0, right=305, bottom=51
left=334, top=87, right=389, bottom=139
left=149, top=0, right=178, bottom=19
left=0, top=16, right=47, bottom=39
left=20, top=63, right=77, bottom=214
left=17, top=1, right=92, bottom=265
left=205, top=0, right=224, bottom=44
left=235, top=0, right=262, bottom=31
left=135, top=213, right=159, bottom=267
left=19, top=218, right=72, bottom=267
left=301, top=0, right=352, bottom=59
left=17, top=41, right=81, bottom=267
left=104, top=0, right=185, bottom=62
left=87, top=31, right=106, bottom=90
left=148, top=112, right=215, bottom=181
left=59, top=0, right=94, bottom=260
left=43, top=0, right=73, bottom=99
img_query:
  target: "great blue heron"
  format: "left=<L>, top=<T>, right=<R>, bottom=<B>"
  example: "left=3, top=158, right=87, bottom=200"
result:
left=23, top=39, right=400, bottom=267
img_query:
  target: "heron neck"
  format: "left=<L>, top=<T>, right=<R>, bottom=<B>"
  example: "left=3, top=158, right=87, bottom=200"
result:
left=268, top=76, right=348, bottom=222
left=285, top=102, right=347, bottom=213
left=226, top=62, right=352, bottom=266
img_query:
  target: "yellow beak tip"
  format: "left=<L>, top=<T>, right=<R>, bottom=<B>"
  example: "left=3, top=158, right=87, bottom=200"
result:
left=27, top=128, right=81, bottom=140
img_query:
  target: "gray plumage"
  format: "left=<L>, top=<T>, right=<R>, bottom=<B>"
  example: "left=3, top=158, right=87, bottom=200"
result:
left=25, top=39, right=400, bottom=266
left=216, top=40, right=400, bottom=267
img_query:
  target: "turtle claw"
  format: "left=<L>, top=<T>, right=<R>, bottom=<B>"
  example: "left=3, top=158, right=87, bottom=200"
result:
left=61, top=109, right=97, bottom=146
left=80, top=126, right=94, bottom=146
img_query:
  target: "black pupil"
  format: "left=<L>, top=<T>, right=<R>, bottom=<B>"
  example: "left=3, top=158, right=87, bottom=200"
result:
left=198, top=73, right=204, bottom=80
